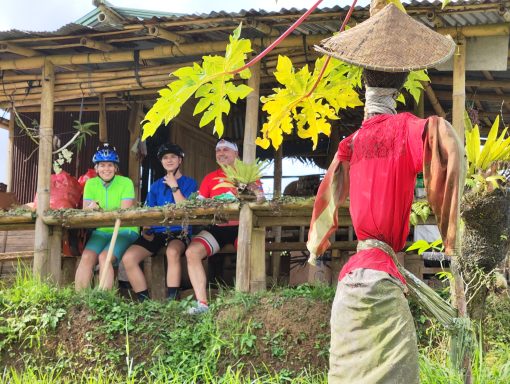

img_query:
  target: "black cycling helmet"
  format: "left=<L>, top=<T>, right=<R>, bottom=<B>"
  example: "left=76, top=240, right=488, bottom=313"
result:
left=157, top=143, right=185, bottom=160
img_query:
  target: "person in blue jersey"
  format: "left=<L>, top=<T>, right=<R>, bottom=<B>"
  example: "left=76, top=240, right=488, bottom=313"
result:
left=123, top=143, right=197, bottom=301
left=75, top=143, right=139, bottom=291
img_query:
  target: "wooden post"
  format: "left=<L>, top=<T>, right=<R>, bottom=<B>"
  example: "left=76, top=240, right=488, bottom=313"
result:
left=242, top=61, right=260, bottom=163
left=49, top=226, right=62, bottom=284
left=98, top=94, right=108, bottom=142
left=237, top=61, right=261, bottom=292
left=6, top=113, right=14, bottom=192
left=235, top=204, right=253, bottom=292
left=452, top=40, right=466, bottom=139
left=128, top=102, right=142, bottom=199
left=272, top=146, right=283, bottom=284
left=33, top=60, right=55, bottom=280
left=250, top=227, right=266, bottom=292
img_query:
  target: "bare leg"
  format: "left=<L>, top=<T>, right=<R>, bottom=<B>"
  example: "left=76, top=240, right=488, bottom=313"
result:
left=98, top=251, right=115, bottom=290
left=166, top=239, right=185, bottom=288
left=123, top=245, right=152, bottom=292
left=185, top=242, right=208, bottom=303
left=75, top=249, right=98, bottom=290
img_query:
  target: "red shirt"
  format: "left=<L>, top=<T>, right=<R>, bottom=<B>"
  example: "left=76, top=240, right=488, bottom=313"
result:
left=338, top=113, right=427, bottom=285
left=199, top=169, right=237, bottom=199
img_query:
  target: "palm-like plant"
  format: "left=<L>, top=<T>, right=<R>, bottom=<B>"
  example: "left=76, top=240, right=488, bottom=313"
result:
left=213, top=159, right=268, bottom=196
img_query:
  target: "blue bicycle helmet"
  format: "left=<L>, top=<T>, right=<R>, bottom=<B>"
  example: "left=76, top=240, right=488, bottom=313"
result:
left=92, top=143, right=120, bottom=164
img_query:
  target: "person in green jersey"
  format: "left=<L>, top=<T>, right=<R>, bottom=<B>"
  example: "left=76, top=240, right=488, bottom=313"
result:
left=75, top=143, right=139, bottom=290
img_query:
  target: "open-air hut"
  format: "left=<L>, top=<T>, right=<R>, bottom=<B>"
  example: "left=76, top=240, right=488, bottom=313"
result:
left=0, top=0, right=509, bottom=292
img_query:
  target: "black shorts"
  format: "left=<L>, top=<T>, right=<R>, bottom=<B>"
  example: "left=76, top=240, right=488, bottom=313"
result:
left=132, top=231, right=190, bottom=255
left=191, top=225, right=238, bottom=257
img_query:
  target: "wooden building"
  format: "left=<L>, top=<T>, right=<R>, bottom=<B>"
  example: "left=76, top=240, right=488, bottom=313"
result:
left=0, top=0, right=509, bottom=290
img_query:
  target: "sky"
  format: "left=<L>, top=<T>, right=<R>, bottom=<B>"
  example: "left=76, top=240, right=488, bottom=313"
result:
left=0, top=0, right=364, bottom=187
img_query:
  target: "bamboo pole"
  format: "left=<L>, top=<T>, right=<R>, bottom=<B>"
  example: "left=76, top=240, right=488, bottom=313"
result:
left=80, top=37, right=115, bottom=52
left=33, top=60, right=55, bottom=281
left=422, top=81, right=446, bottom=118
left=242, top=61, right=260, bottom=163
left=49, top=226, right=62, bottom=284
left=41, top=204, right=240, bottom=228
left=452, top=40, right=466, bottom=142
left=6, top=115, right=14, bottom=192
left=147, top=26, right=188, bottom=45
left=236, top=204, right=253, bottom=292
left=0, top=35, right=325, bottom=71
left=271, top=146, right=283, bottom=285
left=0, top=42, right=39, bottom=57
left=98, top=218, right=121, bottom=290
left=128, top=102, right=142, bottom=200
left=99, top=94, right=108, bottom=142
left=250, top=227, right=267, bottom=292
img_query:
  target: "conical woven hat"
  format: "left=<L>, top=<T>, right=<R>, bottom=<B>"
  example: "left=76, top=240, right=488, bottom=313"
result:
left=314, top=3, right=455, bottom=72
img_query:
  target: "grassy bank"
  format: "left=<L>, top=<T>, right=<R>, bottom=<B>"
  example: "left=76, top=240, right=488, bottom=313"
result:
left=1, top=270, right=509, bottom=383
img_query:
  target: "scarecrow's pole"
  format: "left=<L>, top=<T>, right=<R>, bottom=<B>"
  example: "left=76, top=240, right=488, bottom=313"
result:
left=33, top=59, right=55, bottom=281
left=98, top=218, right=121, bottom=290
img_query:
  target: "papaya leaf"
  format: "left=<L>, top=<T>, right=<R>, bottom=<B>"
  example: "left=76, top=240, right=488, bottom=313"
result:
left=141, top=23, right=252, bottom=140
left=257, top=55, right=362, bottom=150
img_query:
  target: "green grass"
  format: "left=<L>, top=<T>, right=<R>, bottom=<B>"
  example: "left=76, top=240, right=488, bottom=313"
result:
left=1, top=269, right=510, bottom=383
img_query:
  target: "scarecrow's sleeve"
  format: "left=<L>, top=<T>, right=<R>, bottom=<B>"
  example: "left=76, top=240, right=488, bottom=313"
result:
left=307, top=136, right=352, bottom=265
left=423, top=116, right=465, bottom=255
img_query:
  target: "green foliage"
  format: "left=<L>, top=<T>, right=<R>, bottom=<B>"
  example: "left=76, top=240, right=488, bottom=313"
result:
left=142, top=23, right=252, bottom=140
left=397, top=70, right=430, bottom=105
left=0, top=267, right=71, bottom=352
left=215, top=158, right=269, bottom=193
left=406, top=238, right=444, bottom=255
left=410, top=201, right=432, bottom=226
left=256, top=55, right=363, bottom=150
left=466, top=115, right=510, bottom=172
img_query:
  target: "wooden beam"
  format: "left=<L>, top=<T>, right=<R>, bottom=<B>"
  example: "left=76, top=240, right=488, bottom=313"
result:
left=0, top=35, right=324, bottom=71
left=147, top=26, right=188, bottom=45
left=33, top=60, right=55, bottom=281
left=422, top=81, right=446, bottom=118
left=6, top=115, right=14, bottom=192
left=98, top=94, right=108, bottom=142
left=80, top=37, right=115, bottom=52
left=430, top=75, right=510, bottom=89
left=0, top=42, right=39, bottom=57
left=49, top=226, right=62, bottom=284
left=437, top=23, right=510, bottom=38
left=236, top=204, right=253, bottom=292
left=452, top=40, right=466, bottom=138
left=271, top=146, right=283, bottom=285
left=250, top=227, right=266, bottom=292
left=128, top=102, right=143, bottom=200
left=435, top=90, right=506, bottom=103
left=242, top=61, right=260, bottom=163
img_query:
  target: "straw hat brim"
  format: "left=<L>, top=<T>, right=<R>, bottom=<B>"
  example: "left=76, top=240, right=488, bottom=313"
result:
left=314, top=4, right=456, bottom=72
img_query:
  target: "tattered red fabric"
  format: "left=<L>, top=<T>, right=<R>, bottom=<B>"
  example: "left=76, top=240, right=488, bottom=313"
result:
left=307, top=113, right=463, bottom=284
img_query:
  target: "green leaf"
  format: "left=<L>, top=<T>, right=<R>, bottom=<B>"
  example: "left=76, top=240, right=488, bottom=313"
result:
left=258, top=56, right=362, bottom=150
left=142, top=23, right=252, bottom=140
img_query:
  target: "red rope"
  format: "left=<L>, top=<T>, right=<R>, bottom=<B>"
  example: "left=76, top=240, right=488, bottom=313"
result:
left=228, top=0, right=324, bottom=75
left=304, top=0, right=358, bottom=98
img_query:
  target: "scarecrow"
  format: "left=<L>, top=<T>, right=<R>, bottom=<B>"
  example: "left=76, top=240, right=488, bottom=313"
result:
left=307, top=3, right=466, bottom=383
